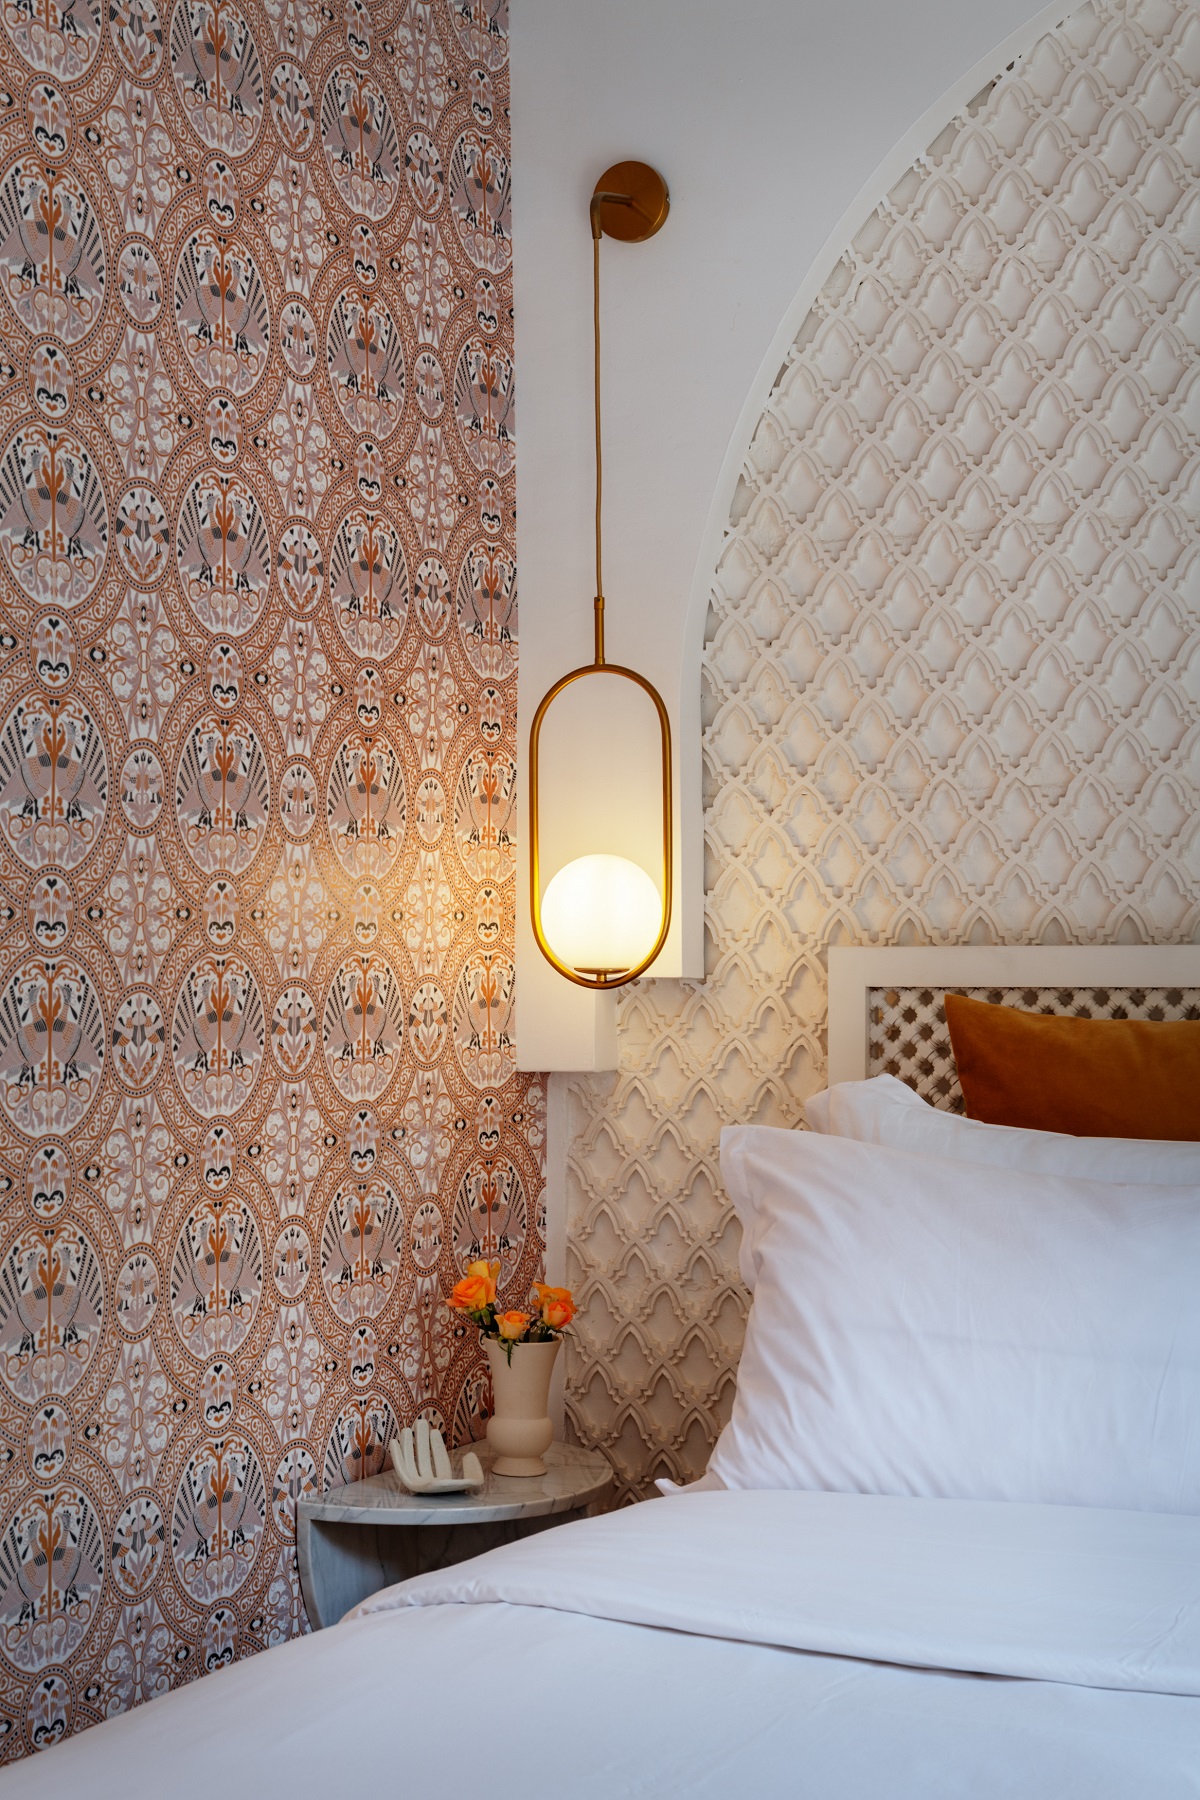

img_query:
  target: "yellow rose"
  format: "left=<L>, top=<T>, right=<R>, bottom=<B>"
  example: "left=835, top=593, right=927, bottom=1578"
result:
left=496, top=1309, right=531, bottom=1342
left=534, top=1283, right=575, bottom=1331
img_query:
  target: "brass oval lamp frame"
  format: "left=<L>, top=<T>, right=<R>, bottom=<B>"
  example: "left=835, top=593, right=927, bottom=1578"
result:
left=528, top=162, right=673, bottom=992
left=529, top=662, right=674, bottom=990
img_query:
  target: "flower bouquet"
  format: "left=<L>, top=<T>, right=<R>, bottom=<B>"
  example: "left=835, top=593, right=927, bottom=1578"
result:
left=448, top=1260, right=576, bottom=1363
left=448, top=1260, right=577, bottom=1476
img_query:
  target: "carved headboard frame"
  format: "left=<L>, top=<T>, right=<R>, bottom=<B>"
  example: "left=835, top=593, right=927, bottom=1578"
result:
left=827, top=946, right=1200, bottom=1093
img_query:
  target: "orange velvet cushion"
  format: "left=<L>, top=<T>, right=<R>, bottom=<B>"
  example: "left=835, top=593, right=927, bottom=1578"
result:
left=944, top=992, right=1200, bottom=1141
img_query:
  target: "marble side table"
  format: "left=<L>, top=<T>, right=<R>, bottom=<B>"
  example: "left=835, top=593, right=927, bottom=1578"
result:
left=297, top=1441, right=613, bottom=1629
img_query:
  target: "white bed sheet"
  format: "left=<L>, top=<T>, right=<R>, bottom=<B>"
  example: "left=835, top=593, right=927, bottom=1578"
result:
left=5, top=1491, right=1199, bottom=1800
left=364, top=1488, right=1200, bottom=1696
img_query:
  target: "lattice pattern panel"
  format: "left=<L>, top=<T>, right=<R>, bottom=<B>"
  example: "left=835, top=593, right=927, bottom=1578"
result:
left=0, top=0, right=540, bottom=1760
left=565, top=0, right=1200, bottom=1505
left=869, top=984, right=1200, bottom=1106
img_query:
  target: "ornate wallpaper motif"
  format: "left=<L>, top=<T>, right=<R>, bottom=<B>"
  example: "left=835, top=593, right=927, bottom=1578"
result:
left=565, top=0, right=1200, bottom=1503
left=0, top=0, right=540, bottom=1759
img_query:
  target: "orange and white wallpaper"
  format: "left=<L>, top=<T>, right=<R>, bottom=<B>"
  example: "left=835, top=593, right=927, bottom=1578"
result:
left=0, top=0, right=539, bottom=1756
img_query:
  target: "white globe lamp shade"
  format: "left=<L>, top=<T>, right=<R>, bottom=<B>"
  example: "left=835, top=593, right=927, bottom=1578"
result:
left=540, top=854, right=663, bottom=976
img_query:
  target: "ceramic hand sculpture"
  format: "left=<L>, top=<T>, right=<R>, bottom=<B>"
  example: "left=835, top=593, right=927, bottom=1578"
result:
left=390, top=1419, right=485, bottom=1495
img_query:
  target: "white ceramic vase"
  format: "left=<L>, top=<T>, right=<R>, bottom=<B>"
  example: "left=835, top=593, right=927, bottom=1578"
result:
left=485, top=1336, right=560, bottom=1476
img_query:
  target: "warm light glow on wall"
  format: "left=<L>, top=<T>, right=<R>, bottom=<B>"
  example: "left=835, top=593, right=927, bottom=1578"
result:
left=541, top=854, right=663, bottom=976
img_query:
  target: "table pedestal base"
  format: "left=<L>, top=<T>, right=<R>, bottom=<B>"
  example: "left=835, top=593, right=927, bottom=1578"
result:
left=297, top=1504, right=592, bottom=1629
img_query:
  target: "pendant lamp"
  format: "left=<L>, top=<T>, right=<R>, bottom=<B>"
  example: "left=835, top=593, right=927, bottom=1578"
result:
left=528, top=161, right=673, bottom=990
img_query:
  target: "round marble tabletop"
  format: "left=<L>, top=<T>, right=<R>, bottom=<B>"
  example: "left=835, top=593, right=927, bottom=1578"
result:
left=299, top=1440, right=614, bottom=1529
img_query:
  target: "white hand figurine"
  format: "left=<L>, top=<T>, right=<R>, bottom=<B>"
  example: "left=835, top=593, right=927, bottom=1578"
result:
left=390, top=1420, right=484, bottom=1494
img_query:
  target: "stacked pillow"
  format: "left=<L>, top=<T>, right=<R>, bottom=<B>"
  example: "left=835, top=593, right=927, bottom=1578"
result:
left=804, top=1072, right=1200, bottom=1187
left=941, top=992, right=1200, bottom=1139
left=692, top=1076, right=1200, bottom=1513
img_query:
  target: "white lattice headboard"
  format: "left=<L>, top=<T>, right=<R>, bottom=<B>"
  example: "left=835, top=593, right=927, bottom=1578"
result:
left=828, top=947, right=1200, bottom=1107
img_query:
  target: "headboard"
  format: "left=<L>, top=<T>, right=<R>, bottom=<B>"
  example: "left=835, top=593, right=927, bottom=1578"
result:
left=827, top=946, right=1200, bottom=1109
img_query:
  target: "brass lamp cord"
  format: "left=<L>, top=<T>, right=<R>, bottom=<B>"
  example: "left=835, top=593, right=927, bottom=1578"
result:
left=589, top=191, right=633, bottom=667
left=593, top=220, right=604, bottom=665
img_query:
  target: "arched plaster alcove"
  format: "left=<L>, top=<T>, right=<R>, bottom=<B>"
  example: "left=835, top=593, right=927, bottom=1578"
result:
left=564, top=0, right=1200, bottom=1499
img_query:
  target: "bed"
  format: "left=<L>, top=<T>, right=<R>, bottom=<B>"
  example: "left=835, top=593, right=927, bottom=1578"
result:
left=6, top=947, right=1200, bottom=1798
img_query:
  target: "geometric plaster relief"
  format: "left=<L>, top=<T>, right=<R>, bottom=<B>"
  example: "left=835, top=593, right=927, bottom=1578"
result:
left=567, top=0, right=1200, bottom=1503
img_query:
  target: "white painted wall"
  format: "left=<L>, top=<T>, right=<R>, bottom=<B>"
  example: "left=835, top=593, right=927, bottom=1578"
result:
left=511, top=0, right=1056, bottom=1070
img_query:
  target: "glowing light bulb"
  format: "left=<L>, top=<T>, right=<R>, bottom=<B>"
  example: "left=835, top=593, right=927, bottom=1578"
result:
left=540, top=854, right=662, bottom=976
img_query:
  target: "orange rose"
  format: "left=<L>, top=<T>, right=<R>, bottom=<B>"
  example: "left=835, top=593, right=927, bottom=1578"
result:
left=449, top=1258, right=499, bottom=1313
left=534, top=1283, right=575, bottom=1331
left=496, top=1309, right=531, bottom=1342
left=450, top=1274, right=489, bottom=1312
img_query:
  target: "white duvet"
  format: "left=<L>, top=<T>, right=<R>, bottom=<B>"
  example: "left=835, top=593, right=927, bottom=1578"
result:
left=7, top=1491, right=1200, bottom=1798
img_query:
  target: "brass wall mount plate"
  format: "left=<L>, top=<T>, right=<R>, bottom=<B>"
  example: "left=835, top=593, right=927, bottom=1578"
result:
left=592, top=160, right=670, bottom=242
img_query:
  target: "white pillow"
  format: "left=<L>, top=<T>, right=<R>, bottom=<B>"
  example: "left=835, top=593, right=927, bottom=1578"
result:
left=710, top=1126, right=1200, bottom=1512
left=806, top=1074, right=1200, bottom=1183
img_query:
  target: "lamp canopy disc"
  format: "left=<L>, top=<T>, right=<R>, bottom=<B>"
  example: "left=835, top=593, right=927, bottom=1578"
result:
left=592, top=161, right=670, bottom=242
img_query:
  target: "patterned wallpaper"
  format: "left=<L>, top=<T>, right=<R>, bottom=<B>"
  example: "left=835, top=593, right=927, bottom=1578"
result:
left=0, top=0, right=540, bottom=1759
left=565, top=0, right=1200, bottom=1502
